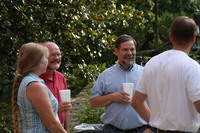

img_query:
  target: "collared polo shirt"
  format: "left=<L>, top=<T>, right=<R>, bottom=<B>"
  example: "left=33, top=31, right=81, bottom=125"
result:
left=40, top=70, right=68, bottom=124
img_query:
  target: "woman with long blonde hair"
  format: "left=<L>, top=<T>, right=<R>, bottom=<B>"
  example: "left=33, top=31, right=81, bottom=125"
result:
left=12, top=42, right=67, bottom=133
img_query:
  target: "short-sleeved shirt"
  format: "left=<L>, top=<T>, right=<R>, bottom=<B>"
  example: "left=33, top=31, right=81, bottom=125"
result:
left=18, top=73, right=59, bottom=133
left=40, top=71, right=68, bottom=124
left=90, top=62, right=147, bottom=130
left=136, top=50, right=200, bottom=132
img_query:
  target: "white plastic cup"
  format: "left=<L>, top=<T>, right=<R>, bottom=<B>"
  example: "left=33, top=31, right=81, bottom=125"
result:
left=123, top=83, right=134, bottom=100
left=59, top=90, right=71, bottom=102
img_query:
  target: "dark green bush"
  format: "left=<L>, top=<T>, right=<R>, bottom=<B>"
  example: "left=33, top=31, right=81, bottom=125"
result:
left=74, top=88, right=105, bottom=124
left=0, top=102, right=12, bottom=133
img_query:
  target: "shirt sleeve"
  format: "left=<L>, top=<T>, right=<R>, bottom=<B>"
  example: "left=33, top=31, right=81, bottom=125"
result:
left=90, top=73, right=105, bottom=99
left=63, top=76, right=68, bottom=90
left=136, top=71, right=147, bottom=95
left=186, top=61, right=200, bottom=102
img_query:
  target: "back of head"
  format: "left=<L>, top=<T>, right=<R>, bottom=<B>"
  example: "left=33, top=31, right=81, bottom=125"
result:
left=170, top=16, right=197, bottom=45
left=17, top=42, right=49, bottom=76
left=12, top=42, right=49, bottom=133
left=115, top=34, right=137, bottom=49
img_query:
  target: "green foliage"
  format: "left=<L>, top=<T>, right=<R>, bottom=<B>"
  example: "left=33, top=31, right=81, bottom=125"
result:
left=74, top=89, right=105, bottom=124
left=141, top=56, right=152, bottom=66
left=75, top=102, right=105, bottom=124
left=0, top=0, right=145, bottom=96
left=0, top=102, right=12, bottom=133
left=64, top=63, right=107, bottom=97
left=0, top=49, right=16, bottom=101
left=190, top=53, right=200, bottom=64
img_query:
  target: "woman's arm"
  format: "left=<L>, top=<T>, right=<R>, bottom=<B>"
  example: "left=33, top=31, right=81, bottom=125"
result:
left=26, top=82, right=67, bottom=133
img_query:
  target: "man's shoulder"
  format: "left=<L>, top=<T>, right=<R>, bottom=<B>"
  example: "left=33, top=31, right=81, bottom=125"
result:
left=39, top=73, right=45, bottom=78
left=54, top=70, right=65, bottom=77
left=132, top=64, right=144, bottom=72
left=134, top=63, right=144, bottom=68
left=54, top=70, right=63, bottom=75
left=102, top=64, right=118, bottom=73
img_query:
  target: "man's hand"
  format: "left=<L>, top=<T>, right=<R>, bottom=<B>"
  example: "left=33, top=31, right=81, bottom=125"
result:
left=110, top=91, right=130, bottom=103
left=58, top=102, right=72, bottom=113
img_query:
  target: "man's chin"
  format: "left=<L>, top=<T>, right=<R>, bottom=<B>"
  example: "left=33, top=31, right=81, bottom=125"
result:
left=125, top=62, right=134, bottom=67
left=47, top=65, right=60, bottom=70
left=125, top=60, right=135, bottom=64
left=121, top=61, right=134, bottom=67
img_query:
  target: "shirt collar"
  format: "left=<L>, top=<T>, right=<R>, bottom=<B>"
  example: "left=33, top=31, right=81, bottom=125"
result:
left=53, top=71, right=58, bottom=79
left=116, top=60, right=134, bottom=71
left=40, top=71, right=58, bottom=81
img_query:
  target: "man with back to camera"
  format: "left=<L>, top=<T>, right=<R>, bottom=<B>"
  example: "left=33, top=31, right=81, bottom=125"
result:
left=132, top=16, right=200, bottom=133
left=40, top=42, right=72, bottom=132
left=90, top=34, right=151, bottom=133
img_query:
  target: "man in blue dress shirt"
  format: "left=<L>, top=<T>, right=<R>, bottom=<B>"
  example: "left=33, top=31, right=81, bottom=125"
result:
left=90, top=34, right=150, bottom=133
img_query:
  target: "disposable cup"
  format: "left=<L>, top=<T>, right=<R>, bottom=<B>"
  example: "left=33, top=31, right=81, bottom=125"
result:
left=123, top=83, right=134, bottom=100
left=59, top=90, right=71, bottom=102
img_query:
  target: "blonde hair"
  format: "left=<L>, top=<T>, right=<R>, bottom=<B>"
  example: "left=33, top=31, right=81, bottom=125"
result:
left=11, top=42, right=49, bottom=133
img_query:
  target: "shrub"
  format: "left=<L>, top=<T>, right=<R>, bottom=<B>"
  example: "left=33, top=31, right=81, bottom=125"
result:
left=74, top=86, right=105, bottom=124
left=0, top=102, right=12, bottom=133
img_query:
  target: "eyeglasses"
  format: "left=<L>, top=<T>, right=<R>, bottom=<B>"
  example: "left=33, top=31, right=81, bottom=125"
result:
left=49, top=53, right=61, bottom=58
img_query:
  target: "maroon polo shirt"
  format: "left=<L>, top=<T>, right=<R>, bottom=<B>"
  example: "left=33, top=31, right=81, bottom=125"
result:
left=40, top=70, right=68, bottom=124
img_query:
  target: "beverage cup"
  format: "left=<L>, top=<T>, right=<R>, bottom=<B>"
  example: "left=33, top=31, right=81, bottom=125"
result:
left=123, top=83, right=134, bottom=100
left=59, top=90, right=71, bottom=102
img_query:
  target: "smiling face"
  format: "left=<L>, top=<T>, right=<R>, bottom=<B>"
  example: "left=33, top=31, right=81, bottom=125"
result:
left=44, top=42, right=61, bottom=71
left=114, top=40, right=136, bottom=70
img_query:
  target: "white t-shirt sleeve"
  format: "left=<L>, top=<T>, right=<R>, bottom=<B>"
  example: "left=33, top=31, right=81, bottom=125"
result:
left=186, top=60, right=200, bottom=102
left=136, top=69, right=147, bottom=94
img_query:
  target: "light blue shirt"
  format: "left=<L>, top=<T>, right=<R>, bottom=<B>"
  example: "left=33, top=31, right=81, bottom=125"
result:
left=90, top=62, right=147, bottom=130
left=17, top=73, right=59, bottom=133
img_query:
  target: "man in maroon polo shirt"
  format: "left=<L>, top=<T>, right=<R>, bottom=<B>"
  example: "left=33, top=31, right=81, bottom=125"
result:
left=40, top=42, right=72, bottom=132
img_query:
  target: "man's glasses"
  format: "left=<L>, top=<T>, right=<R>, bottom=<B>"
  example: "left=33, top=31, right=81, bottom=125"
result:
left=49, top=53, right=61, bottom=58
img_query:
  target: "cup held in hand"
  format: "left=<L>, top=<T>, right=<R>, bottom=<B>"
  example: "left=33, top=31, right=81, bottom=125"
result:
left=123, top=83, right=134, bottom=100
left=59, top=90, right=71, bottom=102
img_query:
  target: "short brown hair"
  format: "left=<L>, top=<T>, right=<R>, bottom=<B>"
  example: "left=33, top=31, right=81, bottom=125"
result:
left=170, top=16, right=197, bottom=45
left=115, top=34, right=137, bottom=49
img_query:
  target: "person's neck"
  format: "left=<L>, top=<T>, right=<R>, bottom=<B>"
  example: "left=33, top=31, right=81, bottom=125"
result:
left=118, top=62, right=133, bottom=71
left=172, top=43, right=192, bottom=55
left=44, top=69, right=55, bottom=79
left=32, top=69, right=43, bottom=77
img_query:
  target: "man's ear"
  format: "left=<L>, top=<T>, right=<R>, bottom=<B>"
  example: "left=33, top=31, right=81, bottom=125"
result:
left=192, top=32, right=197, bottom=43
left=114, top=48, right=118, bottom=56
left=169, top=32, right=173, bottom=43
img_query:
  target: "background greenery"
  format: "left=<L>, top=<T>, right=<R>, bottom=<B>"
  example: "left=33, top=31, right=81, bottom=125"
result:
left=0, top=0, right=200, bottom=132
